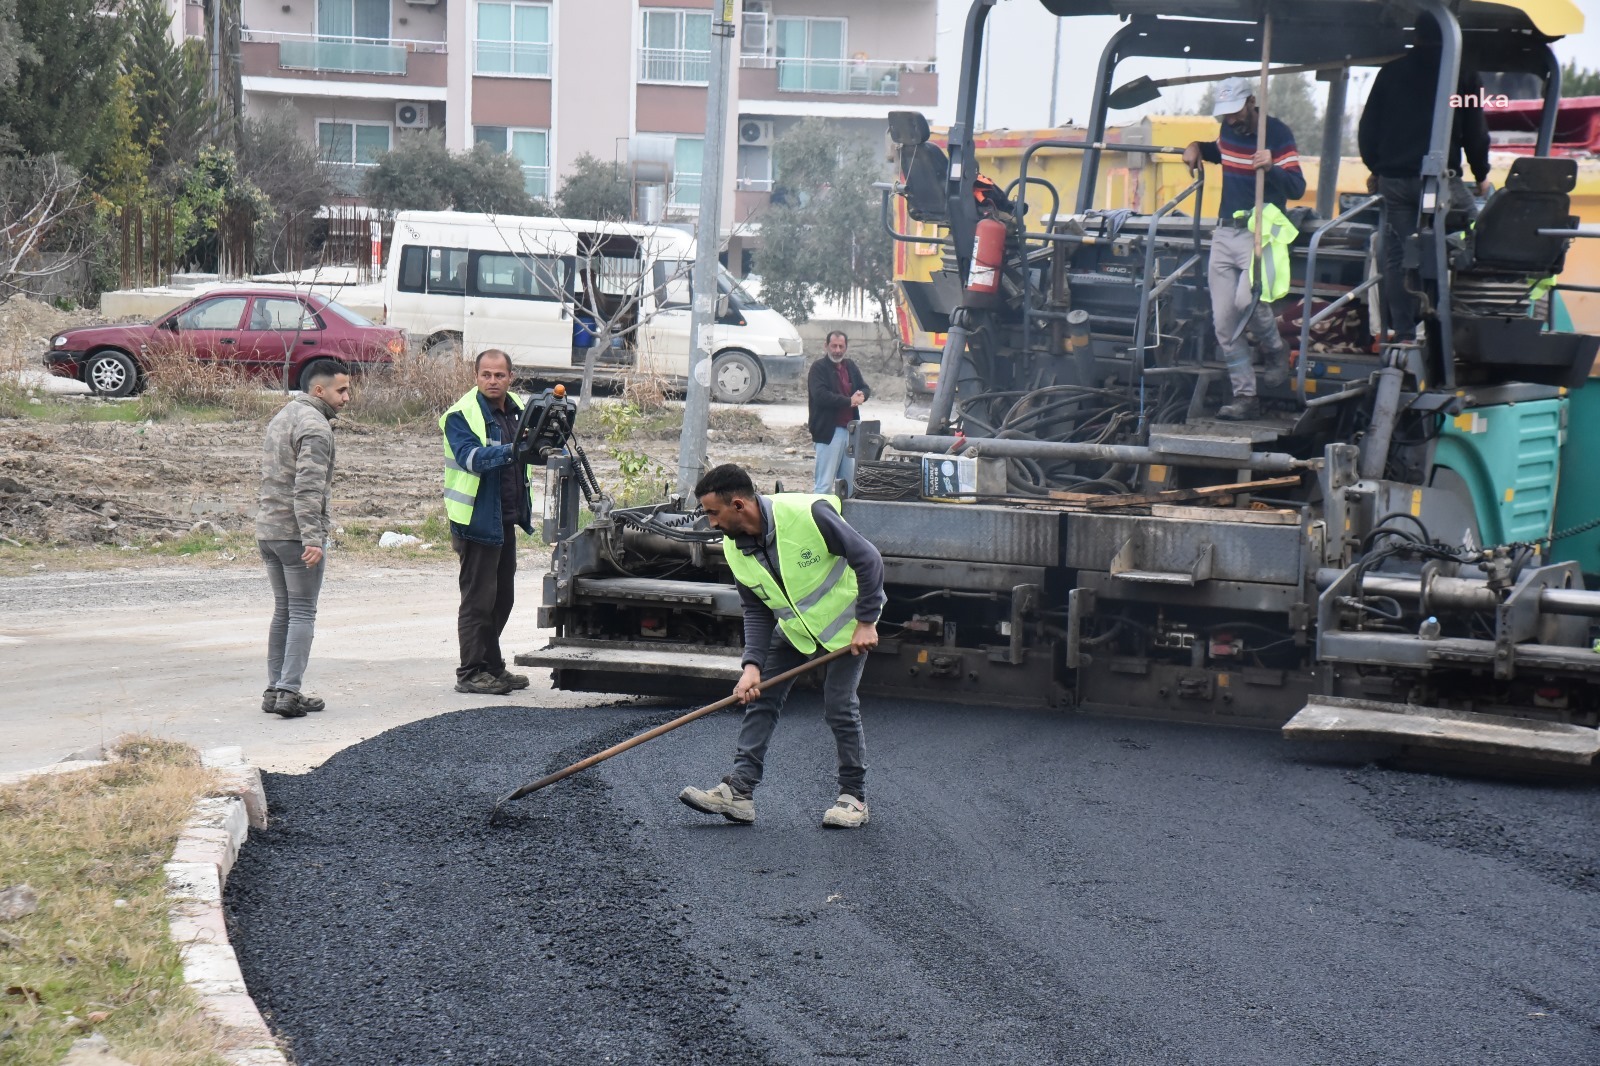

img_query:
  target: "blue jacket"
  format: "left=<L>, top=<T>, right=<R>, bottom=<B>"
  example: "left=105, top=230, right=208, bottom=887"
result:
left=442, top=391, right=534, bottom=545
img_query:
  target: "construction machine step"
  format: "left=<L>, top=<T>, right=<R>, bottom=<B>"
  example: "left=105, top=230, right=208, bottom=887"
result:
left=1283, top=696, right=1600, bottom=765
left=516, top=642, right=744, bottom=683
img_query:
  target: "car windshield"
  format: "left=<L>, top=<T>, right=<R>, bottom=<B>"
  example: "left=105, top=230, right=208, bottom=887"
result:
left=319, top=298, right=376, bottom=327
left=719, top=266, right=767, bottom=310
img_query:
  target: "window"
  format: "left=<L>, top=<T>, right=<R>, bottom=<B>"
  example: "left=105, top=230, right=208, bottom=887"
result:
left=318, top=0, right=390, bottom=41
left=475, top=1, right=550, bottom=76
left=670, top=136, right=704, bottom=209
left=398, top=246, right=471, bottom=295
left=471, top=251, right=571, bottom=301
left=474, top=126, right=550, bottom=198
left=640, top=9, right=711, bottom=83
left=775, top=16, right=845, bottom=92
left=249, top=298, right=320, bottom=331
left=653, top=259, right=692, bottom=309
left=318, top=121, right=391, bottom=166
left=176, top=297, right=248, bottom=331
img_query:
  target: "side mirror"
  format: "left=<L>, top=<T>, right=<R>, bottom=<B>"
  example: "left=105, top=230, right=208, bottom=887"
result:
left=888, top=110, right=931, bottom=147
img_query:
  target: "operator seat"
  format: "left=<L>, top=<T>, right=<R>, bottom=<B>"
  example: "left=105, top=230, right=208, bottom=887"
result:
left=899, top=140, right=950, bottom=224
left=1441, top=156, right=1598, bottom=389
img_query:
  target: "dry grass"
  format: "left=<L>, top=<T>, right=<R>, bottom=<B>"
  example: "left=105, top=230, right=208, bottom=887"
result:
left=138, top=345, right=277, bottom=422
left=620, top=367, right=672, bottom=413
left=345, top=344, right=476, bottom=425
left=0, top=736, right=231, bottom=1066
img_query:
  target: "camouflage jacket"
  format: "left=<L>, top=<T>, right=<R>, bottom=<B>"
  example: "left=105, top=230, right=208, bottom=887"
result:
left=255, top=394, right=337, bottom=545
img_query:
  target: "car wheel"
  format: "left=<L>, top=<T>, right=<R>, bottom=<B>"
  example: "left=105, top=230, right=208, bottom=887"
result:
left=85, top=350, right=139, bottom=397
left=711, top=350, right=763, bottom=404
left=425, top=332, right=463, bottom=360
left=296, top=358, right=341, bottom=393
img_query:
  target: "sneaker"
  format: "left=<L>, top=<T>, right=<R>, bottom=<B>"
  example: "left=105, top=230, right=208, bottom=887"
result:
left=678, top=781, right=755, bottom=824
left=1217, top=396, right=1261, bottom=421
left=495, top=670, right=530, bottom=691
left=270, top=690, right=311, bottom=719
left=455, top=671, right=513, bottom=695
left=295, top=693, right=325, bottom=712
left=822, top=794, right=869, bottom=829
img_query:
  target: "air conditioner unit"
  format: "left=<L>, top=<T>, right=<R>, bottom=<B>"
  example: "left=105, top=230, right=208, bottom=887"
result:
left=395, top=102, right=430, bottom=128
left=739, top=120, right=774, bottom=148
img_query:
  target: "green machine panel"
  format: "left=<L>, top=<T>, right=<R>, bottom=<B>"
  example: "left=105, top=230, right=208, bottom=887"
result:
left=1435, top=397, right=1565, bottom=548
left=1551, top=381, right=1600, bottom=581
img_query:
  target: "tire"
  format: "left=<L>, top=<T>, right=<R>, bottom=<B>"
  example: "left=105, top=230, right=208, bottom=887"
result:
left=296, top=358, right=341, bottom=393
left=710, top=350, right=764, bottom=405
left=424, top=332, right=463, bottom=360
left=85, top=349, right=139, bottom=397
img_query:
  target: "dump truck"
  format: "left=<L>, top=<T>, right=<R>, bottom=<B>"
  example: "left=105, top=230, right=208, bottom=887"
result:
left=519, top=0, right=1600, bottom=772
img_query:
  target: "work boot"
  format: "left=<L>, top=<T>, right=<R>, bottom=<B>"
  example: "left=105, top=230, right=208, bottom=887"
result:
left=455, top=671, right=513, bottom=695
left=495, top=670, right=530, bottom=691
left=270, top=690, right=322, bottom=718
left=1260, top=360, right=1290, bottom=388
left=679, top=781, right=755, bottom=824
left=261, top=688, right=280, bottom=713
left=821, top=794, right=870, bottom=829
left=1217, top=396, right=1261, bottom=421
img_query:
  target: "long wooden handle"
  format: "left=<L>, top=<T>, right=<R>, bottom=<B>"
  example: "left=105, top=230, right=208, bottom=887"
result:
left=494, top=646, right=856, bottom=805
left=1153, top=54, right=1399, bottom=91
left=1253, top=10, right=1273, bottom=264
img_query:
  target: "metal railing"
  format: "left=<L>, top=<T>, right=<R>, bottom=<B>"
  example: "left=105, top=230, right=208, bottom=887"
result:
left=522, top=165, right=551, bottom=200
left=669, top=176, right=702, bottom=212
left=1297, top=193, right=1385, bottom=402
left=638, top=47, right=711, bottom=84
left=474, top=39, right=551, bottom=76
left=765, top=57, right=929, bottom=95
left=243, top=30, right=446, bottom=75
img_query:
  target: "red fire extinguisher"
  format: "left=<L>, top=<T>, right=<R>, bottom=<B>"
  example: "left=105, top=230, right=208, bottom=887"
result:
left=965, top=217, right=1005, bottom=304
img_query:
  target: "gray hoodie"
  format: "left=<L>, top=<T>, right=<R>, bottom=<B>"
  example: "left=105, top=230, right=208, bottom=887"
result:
left=255, top=394, right=336, bottom=545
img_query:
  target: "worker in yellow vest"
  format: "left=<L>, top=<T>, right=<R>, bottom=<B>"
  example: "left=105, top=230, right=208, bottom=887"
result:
left=679, top=463, right=885, bottom=829
left=440, top=350, right=536, bottom=696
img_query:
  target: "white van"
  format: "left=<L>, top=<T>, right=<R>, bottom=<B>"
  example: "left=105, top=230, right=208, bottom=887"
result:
left=382, top=210, right=804, bottom=403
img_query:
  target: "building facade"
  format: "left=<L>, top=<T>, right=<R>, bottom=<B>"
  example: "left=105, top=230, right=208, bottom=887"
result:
left=234, top=0, right=938, bottom=246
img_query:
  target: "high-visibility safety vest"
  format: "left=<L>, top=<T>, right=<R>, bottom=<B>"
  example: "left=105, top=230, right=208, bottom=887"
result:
left=1239, top=203, right=1300, bottom=302
left=722, top=494, right=860, bottom=655
left=438, top=388, right=529, bottom=526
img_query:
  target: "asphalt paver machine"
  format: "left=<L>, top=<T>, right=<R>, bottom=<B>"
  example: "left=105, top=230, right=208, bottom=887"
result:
left=520, top=0, right=1600, bottom=771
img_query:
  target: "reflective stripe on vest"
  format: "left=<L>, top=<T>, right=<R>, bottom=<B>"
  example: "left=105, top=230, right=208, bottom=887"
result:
left=1240, top=203, right=1300, bottom=302
left=438, top=388, right=527, bottom=526
left=722, top=493, right=859, bottom=655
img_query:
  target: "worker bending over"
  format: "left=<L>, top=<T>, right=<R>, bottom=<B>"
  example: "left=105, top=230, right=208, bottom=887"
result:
left=680, top=464, right=884, bottom=828
left=1182, top=76, right=1306, bottom=421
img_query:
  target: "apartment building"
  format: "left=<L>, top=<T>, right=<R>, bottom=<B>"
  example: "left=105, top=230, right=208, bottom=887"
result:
left=234, top=0, right=939, bottom=246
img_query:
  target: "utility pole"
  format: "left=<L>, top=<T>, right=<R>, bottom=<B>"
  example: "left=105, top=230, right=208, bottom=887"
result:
left=676, top=0, right=735, bottom=496
left=1049, top=18, right=1062, bottom=127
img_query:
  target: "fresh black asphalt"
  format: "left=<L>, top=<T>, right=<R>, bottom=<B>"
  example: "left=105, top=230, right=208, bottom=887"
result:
left=224, top=697, right=1600, bottom=1065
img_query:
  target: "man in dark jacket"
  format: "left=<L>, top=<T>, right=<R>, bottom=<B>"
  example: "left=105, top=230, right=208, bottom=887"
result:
left=439, top=350, right=534, bottom=696
left=1359, top=13, right=1492, bottom=341
left=807, top=331, right=870, bottom=493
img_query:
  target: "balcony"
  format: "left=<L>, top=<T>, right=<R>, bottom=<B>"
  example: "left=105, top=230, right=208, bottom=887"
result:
left=240, top=31, right=447, bottom=86
left=739, top=56, right=937, bottom=106
left=638, top=47, right=711, bottom=85
left=474, top=40, right=552, bottom=77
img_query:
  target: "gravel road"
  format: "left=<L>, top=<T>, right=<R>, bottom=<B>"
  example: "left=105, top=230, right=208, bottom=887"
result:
left=226, top=697, right=1600, bottom=1065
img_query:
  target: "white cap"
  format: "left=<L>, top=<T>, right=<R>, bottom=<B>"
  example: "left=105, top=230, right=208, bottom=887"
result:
left=1212, top=77, right=1253, bottom=117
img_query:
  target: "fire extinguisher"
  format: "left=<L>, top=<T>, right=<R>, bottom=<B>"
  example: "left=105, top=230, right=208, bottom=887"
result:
left=965, top=217, right=1005, bottom=304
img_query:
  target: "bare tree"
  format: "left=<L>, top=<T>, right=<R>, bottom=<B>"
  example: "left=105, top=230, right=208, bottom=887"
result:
left=0, top=155, right=91, bottom=297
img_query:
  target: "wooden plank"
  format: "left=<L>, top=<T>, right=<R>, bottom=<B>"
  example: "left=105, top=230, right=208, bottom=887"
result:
left=1083, top=474, right=1302, bottom=511
left=1150, top=504, right=1301, bottom=525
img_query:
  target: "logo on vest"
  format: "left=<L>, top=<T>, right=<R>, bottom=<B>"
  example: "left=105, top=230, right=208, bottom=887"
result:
left=797, top=547, right=821, bottom=568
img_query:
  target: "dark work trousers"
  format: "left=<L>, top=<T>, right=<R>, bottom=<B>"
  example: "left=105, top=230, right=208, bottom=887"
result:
left=725, top=632, right=869, bottom=800
left=1378, top=174, right=1476, bottom=341
left=453, top=524, right=518, bottom=682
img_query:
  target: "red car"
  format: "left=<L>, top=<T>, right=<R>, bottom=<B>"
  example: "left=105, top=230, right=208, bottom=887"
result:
left=44, top=288, right=406, bottom=397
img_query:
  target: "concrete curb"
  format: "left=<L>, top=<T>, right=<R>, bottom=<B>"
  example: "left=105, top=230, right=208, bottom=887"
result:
left=177, top=746, right=288, bottom=1066
left=0, top=745, right=287, bottom=1065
